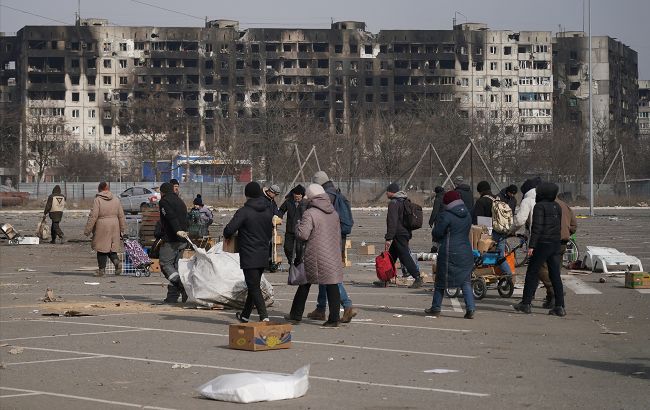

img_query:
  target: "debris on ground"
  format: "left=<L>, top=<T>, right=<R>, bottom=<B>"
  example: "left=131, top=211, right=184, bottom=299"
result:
left=172, top=363, right=192, bottom=369
left=75, top=267, right=99, bottom=271
left=600, top=331, right=627, bottom=335
left=423, top=369, right=459, bottom=374
left=41, top=310, right=94, bottom=317
left=42, top=288, right=61, bottom=302
left=17, top=268, right=36, bottom=272
left=8, top=347, right=24, bottom=355
left=83, top=282, right=100, bottom=285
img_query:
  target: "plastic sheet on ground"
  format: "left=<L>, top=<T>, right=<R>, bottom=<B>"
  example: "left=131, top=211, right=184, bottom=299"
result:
left=179, top=242, right=274, bottom=309
left=198, top=365, right=309, bottom=403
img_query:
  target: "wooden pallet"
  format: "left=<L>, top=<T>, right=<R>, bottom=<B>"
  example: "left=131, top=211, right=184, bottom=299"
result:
left=139, top=206, right=160, bottom=247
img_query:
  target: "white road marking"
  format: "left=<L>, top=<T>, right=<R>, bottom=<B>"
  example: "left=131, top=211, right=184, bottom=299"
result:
left=561, top=276, right=603, bottom=295
left=0, top=386, right=177, bottom=409
left=273, top=297, right=457, bottom=313
left=449, top=297, right=463, bottom=312
left=0, top=392, right=42, bottom=399
left=4, top=356, right=106, bottom=366
left=609, top=276, right=650, bottom=294
left=0, top=329, right=143, bottom=342
left=9, top=347, right=488, bottom=397
left=6, top=319, right=476, bottom=358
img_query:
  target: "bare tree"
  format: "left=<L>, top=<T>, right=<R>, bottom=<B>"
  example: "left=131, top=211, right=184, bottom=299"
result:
left=24, top=103, right=68, bottom=183
left=0, top=103, right=20, bottom=181
left=118, top=93, right=184, bottom=181
left=58, top=145, right=114, bottom=181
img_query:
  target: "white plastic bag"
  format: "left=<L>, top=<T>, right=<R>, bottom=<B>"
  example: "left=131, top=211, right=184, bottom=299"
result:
left=179, top=242, right=274, bottom=308
left=36, top=216, right=50, bottom=241
left=198, top=365, right=309, bottom=403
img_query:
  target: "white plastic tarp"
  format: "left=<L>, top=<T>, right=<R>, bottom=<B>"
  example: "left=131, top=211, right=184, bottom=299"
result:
left=179, top=242, right=274, bottom=309
left=198, top=365, right=310, bottom=403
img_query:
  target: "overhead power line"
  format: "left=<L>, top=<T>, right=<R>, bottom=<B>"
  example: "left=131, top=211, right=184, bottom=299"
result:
left=0, top=3, right=71, bottom=25
left=131, top=0, right=204, bottom=21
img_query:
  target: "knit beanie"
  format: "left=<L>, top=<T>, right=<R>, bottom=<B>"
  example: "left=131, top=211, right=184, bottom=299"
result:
left=312, top=171, right=329, bottom=185
left=443, top=190, right=461, bottom=205
left=305, top=183, right=326, bottom=198
left=160, top=182, right=174, bottom=195
left=386, top=183, right=400, bottom=193
left=477, top=181, right=491, bottom=193
left=193, top=194, right=203, bottom=206
left=244, top=182, right=262, bottom=198
left=434, top=186, right=444, bottom=194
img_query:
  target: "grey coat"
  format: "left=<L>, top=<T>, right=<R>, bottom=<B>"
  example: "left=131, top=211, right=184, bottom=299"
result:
left=296, top=193, right=343, bottom=285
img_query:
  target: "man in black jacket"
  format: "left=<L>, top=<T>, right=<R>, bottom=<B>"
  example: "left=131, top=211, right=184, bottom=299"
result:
left=514, top=182, right=565, bottom=316
left=385, top=183, right=422, bottom=288
left=472, top=181, right=494, bottom=225
left=224, top=182, right=273, bottom=322
left=158, top=182, right=189, bottom=303
left=428, top=186, right=445, bottom=228
left=278, top=184, right=307, bottom=265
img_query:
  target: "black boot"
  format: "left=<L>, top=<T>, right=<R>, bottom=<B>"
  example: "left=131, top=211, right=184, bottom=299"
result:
left=513, top=302, right=532, bottom=314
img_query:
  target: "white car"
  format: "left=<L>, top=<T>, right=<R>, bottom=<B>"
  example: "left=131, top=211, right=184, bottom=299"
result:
left=119, top=186, right=161, bottom=214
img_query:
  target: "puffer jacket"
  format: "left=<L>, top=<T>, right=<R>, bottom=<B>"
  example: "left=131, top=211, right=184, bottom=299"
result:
left=296, top=193, right=343, bottom=285
left=529, top=183, right=562, bottom=249
left=513, top=188, right=537, bottom=231
left=385, top=191, right=410, bottom=240
left=84, top=191, right=126, bottom=253
left=432, top=199, right=474, bottom=288
left=223, top=197, right=273, bottom=270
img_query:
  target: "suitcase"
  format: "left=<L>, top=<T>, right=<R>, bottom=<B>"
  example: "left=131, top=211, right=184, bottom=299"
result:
left=123, top=238, right=152, bottom=270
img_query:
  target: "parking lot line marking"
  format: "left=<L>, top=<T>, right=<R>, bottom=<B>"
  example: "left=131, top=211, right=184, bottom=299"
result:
left=0, top=392, right=42, bottom=399
left=0, top=329, right=144, bottom=342
left=561, top=276, right=603, bottom=295
left=273, top=297, right=458, bottom=314
left=0, top=386, right=177, bottom=409
left=449, top=297, right=463, bottom=312
left=12, top=319, right=476, bottom=358
left=12, top=347, right=487, bottom=397
left=5, top=355, right=107, bottom=366
left=609, top=277, right=650, bottom=294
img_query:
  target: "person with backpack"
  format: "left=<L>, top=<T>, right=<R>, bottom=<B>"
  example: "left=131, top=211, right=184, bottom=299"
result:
left=308, top=171, right=357, bottom=323
left=472, top=181, right=513, bottom=277
left=224, top=182, right=274, bottom=323
left=44, top=185, right=66, bottom=244
left=514, top=182, right=566, bottom=317
left=187, top=194, right=213, bottom=238
left=384, top=183, right=423, bottom=288
left=426, top=191, right=475, bottom=318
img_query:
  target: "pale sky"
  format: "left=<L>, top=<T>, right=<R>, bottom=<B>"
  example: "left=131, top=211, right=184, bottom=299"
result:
left=1, top=0, right=649, bottom=79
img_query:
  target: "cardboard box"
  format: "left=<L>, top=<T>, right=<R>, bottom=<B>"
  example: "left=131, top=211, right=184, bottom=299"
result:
left=358, top=244, right=375, bottom=255
left=625, top=272, right=650, bottom=289
left=345, top=239, right=352, bottom=249
left=223, top=236, right=238, bottom=253
left=477, top=235, right=495, bottom=253
left=274, top=235, right=283, bottom=244
left=149, top=259, right=161, bottom=273
left=229, top=322, right=292, bottom=351
left=469, top=225, right=485, bottom=250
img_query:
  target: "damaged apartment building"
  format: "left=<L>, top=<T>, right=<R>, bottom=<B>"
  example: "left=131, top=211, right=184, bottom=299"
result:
left=2, top=19, right=559, bottom=177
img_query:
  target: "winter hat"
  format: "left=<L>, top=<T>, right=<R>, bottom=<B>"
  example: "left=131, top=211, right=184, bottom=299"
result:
left=305, top=183, right=325, bottom=198
left=386, top=183, right=400, bottom=193
left=268, top=184, right=281, bottom=195
left=312, top=171, right=330, bottom=185
left=244, top=182, right=262, bottom=198
left=536, top=182, right=559, bottom=202
left=160, top=182, right=174, bottom=195
left=193, top=194, right=203, bottom=206
left=291, top=184, right=306, bottom=196
left=506, top=184, right=518, bottom=194
left=443, top=190, right=461, bottom=205
left=169, top=179, right=180, bottom=186
left=434, top=186, right=445, bottom=194
left=477, top=181, right=491, bottom=193
left=521, top=177, right=542, bottom=195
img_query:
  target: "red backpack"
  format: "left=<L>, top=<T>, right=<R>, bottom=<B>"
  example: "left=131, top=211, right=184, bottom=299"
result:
left=375, top=251, right=396, bottom=284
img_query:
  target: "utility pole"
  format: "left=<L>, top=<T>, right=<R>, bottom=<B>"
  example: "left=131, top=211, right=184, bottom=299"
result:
left=185, top=120, right=190, bottom=182
left=588, top=0, right=594, bottom=215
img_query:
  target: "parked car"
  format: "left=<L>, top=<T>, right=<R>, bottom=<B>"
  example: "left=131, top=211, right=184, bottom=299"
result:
left=119, top=186, right=161, bottom=214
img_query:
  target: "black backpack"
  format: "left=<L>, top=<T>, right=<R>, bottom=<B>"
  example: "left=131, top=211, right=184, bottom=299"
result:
left=402, top=198, right=423, bottom=230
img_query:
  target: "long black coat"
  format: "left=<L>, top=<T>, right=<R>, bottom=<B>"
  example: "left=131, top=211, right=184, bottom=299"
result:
left=279, top=197, right=307, bottom=234
left=223, top=197, right=273, bottom=269
left=432, top=200, right=474, bottom=288
left=159, top=193, right=189, bottom=243
left=428, top=191, right=445, bottom=227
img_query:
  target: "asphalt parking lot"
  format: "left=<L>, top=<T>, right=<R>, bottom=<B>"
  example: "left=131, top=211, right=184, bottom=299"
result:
left=1, top=207, right=648, bottom=409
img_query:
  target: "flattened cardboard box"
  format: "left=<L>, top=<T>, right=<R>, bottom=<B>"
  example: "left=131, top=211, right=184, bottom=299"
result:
left=625, top=272, right=650, bottom=289
left=229, top=322, right=292, bottom=351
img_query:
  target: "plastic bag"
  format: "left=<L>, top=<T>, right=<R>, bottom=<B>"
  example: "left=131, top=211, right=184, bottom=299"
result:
left=178, top=242, right=274, bottom=308
left=198, top=365, right=309, bottom=403
left=36, top=216, right=50, bottom=241
left=288, top=262, right=307, bottom=286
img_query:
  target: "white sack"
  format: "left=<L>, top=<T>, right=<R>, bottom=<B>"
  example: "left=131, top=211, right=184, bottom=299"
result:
left=179, top=242, right=274, bottom=309
left=198, top=365, right=309, bottom=403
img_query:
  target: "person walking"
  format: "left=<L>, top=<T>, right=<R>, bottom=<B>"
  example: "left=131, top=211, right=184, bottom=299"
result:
left=513, top=182, right=566, bottom=316
left=473, top=181, right=513, bottom=278
left=84, top=182, right=126, bottom=277
left=278, top=184, right=307, bottom=264
left=44, top=185, right=66, bottom=244
left=384, top=183, right=423, bottom=288
left=426, top=191, right=475, bottom=318
left=224, top=182, right=274, bottom=323
left=307, top=171, right=357, bottom=323
left=158, top=182, right=190, bottom=304
left=285, top=184, right=343, bottom=327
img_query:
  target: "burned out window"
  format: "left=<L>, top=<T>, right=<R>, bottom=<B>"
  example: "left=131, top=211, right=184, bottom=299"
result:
left=251, top=44, right=260, bottom=53
left=313, top=43, right=328, bottom=52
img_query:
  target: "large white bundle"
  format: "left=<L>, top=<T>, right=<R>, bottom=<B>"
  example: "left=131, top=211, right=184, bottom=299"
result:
left=179, top=242, right=274, bottom=308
